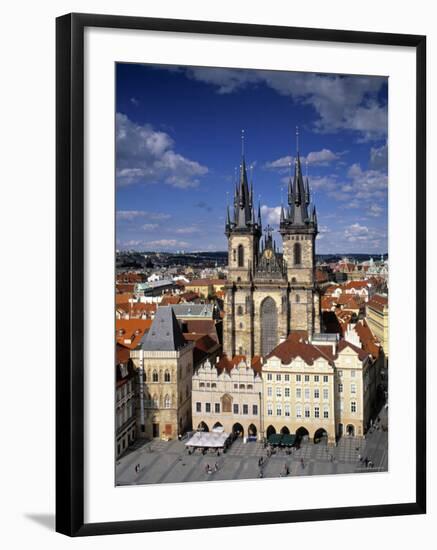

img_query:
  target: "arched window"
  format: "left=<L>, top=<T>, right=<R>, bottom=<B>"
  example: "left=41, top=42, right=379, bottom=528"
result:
left=152, top=394, right=158, bottom=407
left=239, top=322, right=243, bottom=329
left=238, top=244, right=244, bottom=267
left=294, top=242, right=301, bottom=265
left=237, top=305, right=243, bottom=316
left=164, top=395, right=171, bottom=408
left=164, top=370, right=171, bottom=382
left=296, top=295, right=300, bottom=303
left=260, top=297, right=278, bottom=356
left=152, top=370, right=158, bottom=382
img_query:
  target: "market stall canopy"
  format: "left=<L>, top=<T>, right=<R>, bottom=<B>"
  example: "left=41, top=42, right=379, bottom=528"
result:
left=185, top=431, right=229, bottom=448
left=268, top=434, right=282, bottom=446
left=281, top=434, right=296, bottom=446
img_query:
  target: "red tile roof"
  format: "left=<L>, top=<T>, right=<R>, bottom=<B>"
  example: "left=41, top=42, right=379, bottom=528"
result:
left=354, top=319, right=381, bottom=358
left=216, top=354, right=262, bottom=375
left=115, top=319, right=153, bottom=349
left=337, top=339, right=369, bottom=361
left=367, top=294, right=388, bottom=312
left=267, top=334, right=335, bottom=365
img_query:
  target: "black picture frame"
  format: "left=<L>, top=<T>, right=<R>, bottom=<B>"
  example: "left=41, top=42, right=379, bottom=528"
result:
left=56, top=12, right=426, bottom=537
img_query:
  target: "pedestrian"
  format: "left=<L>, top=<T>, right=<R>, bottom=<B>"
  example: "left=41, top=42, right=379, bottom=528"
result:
left=214, top=462, right=218, bottom=472
left=364, top=457, right=369, bottom=467
left=358, top=453, right=362, bottom=462
left=205, top=463, right=209, bottom=474
left=301, top=458, right=305, bottom=469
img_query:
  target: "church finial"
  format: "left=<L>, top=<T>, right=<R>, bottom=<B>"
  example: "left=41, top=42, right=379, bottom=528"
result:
left=241, top=129, right=245, bottom=158
left=296, top=125, right=299, bottom=154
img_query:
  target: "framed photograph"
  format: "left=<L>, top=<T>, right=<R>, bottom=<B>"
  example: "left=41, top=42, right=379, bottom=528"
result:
left=56, top=13, right=426, bottom=536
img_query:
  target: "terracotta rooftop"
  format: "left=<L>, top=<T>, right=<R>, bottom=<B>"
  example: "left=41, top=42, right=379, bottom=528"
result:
left=216, top=354, right=262, bottom=375
left=367, top=294, right=388, bottom=312
left=115, top=319, right=153, bottom=349
left=267, top=333, right=335, bottom=365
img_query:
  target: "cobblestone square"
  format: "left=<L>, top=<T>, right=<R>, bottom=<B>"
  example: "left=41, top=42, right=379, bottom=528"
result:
left=116, top=405, right=388, bottom=485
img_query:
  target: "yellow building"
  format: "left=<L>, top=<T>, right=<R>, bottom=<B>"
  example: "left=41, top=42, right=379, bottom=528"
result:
left=261, top=332, right=373, bottom=444
left=366, top=294, right=389, bottom=359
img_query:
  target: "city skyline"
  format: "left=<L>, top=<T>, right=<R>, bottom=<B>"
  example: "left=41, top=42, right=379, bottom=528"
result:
left=116, top=63, right=388, bottom=254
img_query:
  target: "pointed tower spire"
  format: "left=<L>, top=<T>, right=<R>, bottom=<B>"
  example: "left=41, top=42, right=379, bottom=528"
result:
left=280, top=204, right=285, bottom=223
left=257, top=200, right=262, bottom=228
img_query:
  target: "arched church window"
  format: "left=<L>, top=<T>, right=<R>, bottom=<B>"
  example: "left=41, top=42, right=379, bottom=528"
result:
left=237, top=305, right=243, bottom=316
left=233, top=249, right=236, bottom=262
left=260, top=297, right=278, bottom=356
left=152, top=370, right=158, bottom=382
left=239, top=322, right=243, bottom=329
left=164, top=370, right=171, bottom=382
left=238, top=244, right=244, bottom=267
left=294, top=242, right=302, bottom=265
left=296, top=295, right=300, bottom=303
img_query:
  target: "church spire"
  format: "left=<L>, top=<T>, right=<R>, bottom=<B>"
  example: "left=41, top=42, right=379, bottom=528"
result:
left=226, top=131, right=261, bottom=236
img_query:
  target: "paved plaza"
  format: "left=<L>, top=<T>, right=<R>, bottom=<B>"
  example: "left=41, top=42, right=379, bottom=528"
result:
left=116, top=405, right=388, bottom=486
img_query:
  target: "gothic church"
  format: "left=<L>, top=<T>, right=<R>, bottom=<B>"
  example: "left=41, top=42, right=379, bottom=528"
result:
left=223, top=139, right=321, bottom=359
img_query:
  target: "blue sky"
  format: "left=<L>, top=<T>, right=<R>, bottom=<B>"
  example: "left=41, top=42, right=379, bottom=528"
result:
left=116, top=63, right=388, bottom=254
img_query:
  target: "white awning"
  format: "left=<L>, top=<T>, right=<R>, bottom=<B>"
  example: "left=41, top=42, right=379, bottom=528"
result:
left=185, top=431, right=229, bottom=448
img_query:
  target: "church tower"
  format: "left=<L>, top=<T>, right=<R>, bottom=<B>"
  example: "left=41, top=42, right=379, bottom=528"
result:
left=223, top=132, right=262, bottom=358
left=279, top=128, right=320, bottom=333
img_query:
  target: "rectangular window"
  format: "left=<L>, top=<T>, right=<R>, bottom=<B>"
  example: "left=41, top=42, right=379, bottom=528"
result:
left=304, top=388, right=310, bottom=399
left=304, top=375, right=310, bottom=382
left=284, top=374, right=290, bottom=382
left=296, top=406, right=302, bottom=418
left=276, top=374, right=281, bottom=381
left=314, top=388, right=320, bottom=399
left=285, top=404, right=290, bottom=417
left=276, top=404, right=282, bottom=416
left=243, top=404, right=248, bottom=415
left=296, top=388, right=302, bottom=399
left=233, top=404, right=239, bottom=415
left=267, top=386, right=272, bottom=397
left=351, top=384, right=357, bottom=394
left=351, top=370, right=356, bottom=378
left=205, top=403, right=211, bottom=413
left=215, top=403, right=220, bottom=413
left=314, top=406, right=320, bottom=418
left=305, top=406, right=310, bottom=418
left=338, top=383, right=343, bottom=393
left=276, top=387, right=282, bottom=398
left=324, top=406, right=329, bottom=419
left=351, top=401, right=357, bottom=413
left=267, top=403, right=273, bottom=416
left=338, top=370, right=343, bottom=377
left=296, top=374, right=301, bottom=382
left=323, top=388, right=329, bottom=400
left=267, top=373, right=273, bottom=381
left=284, top=387, right=290, bottom=398
left=323, top=375, right=329, bottom=383
left=252, top=404, right=258, bottom=415
left=314, top=375, right=319, bottom=382
left=196, top=402, right=201, bottom=412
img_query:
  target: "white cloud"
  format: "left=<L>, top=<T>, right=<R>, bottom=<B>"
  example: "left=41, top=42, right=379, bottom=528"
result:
left=185, top=68, right=387, bottom=140
left=130, top=97, right=139, bottom=106
left=116, top=113, right=208, bottom=188
left=116, top=210, right=171, bottom=222
left=144, top=239, right=189, bottom=249
left=175, top=226, right=200, bottom=234
left=265, top=155, right=293, bottom=171
left=265, top=149, right=339, bottom=172
left=261, top=205, right=281, bottom=225
left=369, top=142, right=388, bottom=170
left=142, top=224, right=158, bottom=231
left=306, top=149, right=339, bottom=164
left=368, top=204, right=383, bottom=217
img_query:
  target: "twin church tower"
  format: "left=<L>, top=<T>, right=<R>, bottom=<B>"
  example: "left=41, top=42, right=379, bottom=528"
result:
left=223, top=130, right=321, bottom=359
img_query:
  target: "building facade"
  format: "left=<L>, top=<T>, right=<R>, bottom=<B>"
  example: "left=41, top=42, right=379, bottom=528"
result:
left=191, top=356, right=263, bottom=439
left=366, top=294, right=389, bottom=361
left=223, top=148, right=320, bottom=359
left=261, top=333, right=373, bottom=443
left=115, top=345, right=136, bottom=457
left=130, top=306, right=194, bottom=440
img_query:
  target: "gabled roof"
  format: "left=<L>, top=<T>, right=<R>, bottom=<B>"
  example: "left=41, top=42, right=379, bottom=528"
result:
left=337, top=339, right=369, bottom=361
left=267, top=333, right=335, bottom=365
left=141, top=306, right=187, bottom=352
